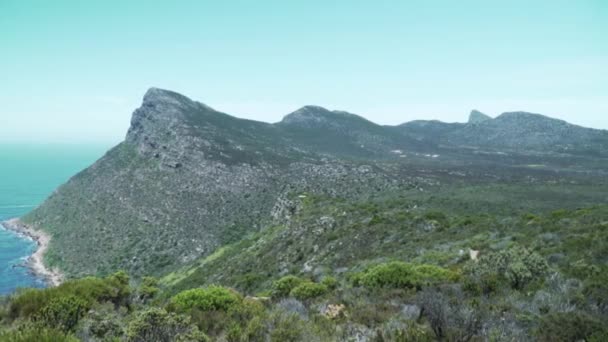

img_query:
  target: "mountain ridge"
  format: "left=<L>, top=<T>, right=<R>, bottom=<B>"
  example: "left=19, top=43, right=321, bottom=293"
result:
left=21, top=88, right=608, bottom=278
left=134, top=88, right=608, bottom=157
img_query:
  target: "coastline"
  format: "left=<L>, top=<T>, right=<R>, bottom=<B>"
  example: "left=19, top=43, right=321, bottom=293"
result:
left=1, top=218, right=63, bottom=287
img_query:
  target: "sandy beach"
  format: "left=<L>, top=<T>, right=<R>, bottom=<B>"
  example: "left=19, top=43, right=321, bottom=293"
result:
left=1, top=218, right=63, bottom=286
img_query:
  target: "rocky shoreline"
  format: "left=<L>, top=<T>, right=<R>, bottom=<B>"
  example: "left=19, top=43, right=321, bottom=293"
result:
left=1, top=218, right=63, bottom=286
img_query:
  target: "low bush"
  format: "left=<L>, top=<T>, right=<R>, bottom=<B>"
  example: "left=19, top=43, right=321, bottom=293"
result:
left=8, top=271, right=130, bottom=323
left=35, top=295, right=88, bottom=332
left=465, top=245, right=549, bottom=290
left=463, top=273, right=499, bottom=296
left=583, top=272, right=608, bottom=314
left=536, top=312, right=607, bottom=342
left=268, top=311, right=307, bottom=342
left=356, top=261, right=456, bottom=289
left=320, top=276, right=338, bottom=289
left=138, top=276, right=160, bottom=301
left=290, top=282, right=328, bottom=300
left=127, top=307, right=208, bottom=342
left=171, top=286, right=241, bottom=312
left=0, top=325, right=79, bottom=342
left=271, top=276, right=305, bottom=298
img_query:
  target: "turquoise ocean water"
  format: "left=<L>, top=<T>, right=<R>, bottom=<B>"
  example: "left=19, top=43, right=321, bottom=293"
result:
left=0, top=144, right=109, bottom=295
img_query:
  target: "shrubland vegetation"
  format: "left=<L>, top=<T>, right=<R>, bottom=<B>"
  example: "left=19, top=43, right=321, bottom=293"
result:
left=2, top=186, right=608, bottom=340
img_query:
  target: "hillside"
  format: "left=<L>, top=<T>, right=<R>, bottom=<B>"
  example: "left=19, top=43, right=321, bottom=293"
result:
left=23, top=89, right=427, bottom=278
left=3, top=88, right=608, bottom=341
left=22, top=89, right=608, bottom=279
left=3, top=190, right=608, bottom=341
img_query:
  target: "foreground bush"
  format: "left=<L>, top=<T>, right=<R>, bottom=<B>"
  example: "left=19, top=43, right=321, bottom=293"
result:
left=0, top=325, right=79, bottom=342
left=355, top=262, right=457, bottom=289
left=536, top=312, right=608, bottom=342
left=7, top=271, right=130, bottom=323
left=138, top=276, right=160, bottom=301
left=127, top=307, right=208, bottom=342
left=171, top=286, right=241, bottom=312
left=35, top=295, right=88, bottom=332
left=466, top=245, right=549, bottom=290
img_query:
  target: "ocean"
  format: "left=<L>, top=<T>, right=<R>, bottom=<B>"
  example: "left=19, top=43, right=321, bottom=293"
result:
left=0, top=143, right=110, bottom=295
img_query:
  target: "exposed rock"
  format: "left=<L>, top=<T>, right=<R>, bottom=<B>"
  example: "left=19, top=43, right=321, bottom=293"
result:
left=400, top=304, right=422, bottom=320
left=468, top=109, right=492, bottom=124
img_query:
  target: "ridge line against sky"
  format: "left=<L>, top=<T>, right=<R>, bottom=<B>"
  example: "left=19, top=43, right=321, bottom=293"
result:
left=1, top=0, right=607, bottom=143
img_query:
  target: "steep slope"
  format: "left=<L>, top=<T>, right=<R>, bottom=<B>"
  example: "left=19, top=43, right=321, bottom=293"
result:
left=21, top=89, right=608, bottom=279
left=22, top=89, right=418, bottom=278
left=162, top=178, right=608, bottom=300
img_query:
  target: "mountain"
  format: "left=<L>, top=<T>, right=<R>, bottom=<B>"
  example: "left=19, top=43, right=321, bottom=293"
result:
left=446, top=111, right=608, bottom=155
left=397, top=110, right=608, bottom=157
left=395, top=120, right=464, bottom=145
left=277, top=105, right=426, bottom=157
left=8, top=88, right=608, bottom=341
left=22, top=88, right=608, bottom=278
left=22, top=89, right=420, bottom=277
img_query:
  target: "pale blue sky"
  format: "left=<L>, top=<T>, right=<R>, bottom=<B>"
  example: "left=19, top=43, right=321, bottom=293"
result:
left=1, top=0, right=607, bottom=143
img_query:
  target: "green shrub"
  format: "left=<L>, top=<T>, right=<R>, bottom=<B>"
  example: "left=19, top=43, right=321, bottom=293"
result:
left=0, top=325, right=79, bottom=342
left=462, top=277, right=482, bottom=296
left=465, top=245, right=549, bottom=290
left=536, top=312, right=607, bottom=342
left=244, top=315, right=266, bottom=341
left=269, top=311, right=306, bottom=342
left=290, top=282, right=328, bottom=300
left=413, top=264, right=460, bottom=284
left=320, top=276, right=338, bottom=289
left=171, top=286, right=241, bottom=312
left=35, top=295, right=88, bottom=332
left=357, top=262, right=456, bottom=289
left=271, top=276, right=305, bottom=298
left=127, top=307, right=208, bottom=342
left=383, top=324, right=435, bottom=342
left=139, top=276, right=160, bottom=301
left=8, top=271, right=131, bottom=321
left=583, top=272, right=608, bottom=314
left=80, top=302, right=124, bottom=340
left=463, top=272, right=499, bottom=296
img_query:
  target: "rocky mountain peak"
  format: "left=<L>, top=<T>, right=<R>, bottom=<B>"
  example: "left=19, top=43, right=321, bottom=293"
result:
left=279, top=105, right=333, bottom=125
left=279, top=105, right=375, bottom=130
left=127, top=88, right=207, bottom=147
left=142, top=87, right=194, bottom=107
left=468, top=110, right=492, bottom=124
left=496, top=111, right=554, bottom=121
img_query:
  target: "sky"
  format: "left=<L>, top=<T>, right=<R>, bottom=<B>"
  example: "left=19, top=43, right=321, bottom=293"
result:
left=1, top=0, right=607, bottom=144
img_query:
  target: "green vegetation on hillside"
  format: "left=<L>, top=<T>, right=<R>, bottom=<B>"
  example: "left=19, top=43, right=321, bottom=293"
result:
left=23, top=88, right=608, bottom=281
left=8, top=89, right=608, bottom=340
left=4, top=198, right=607, bottom=340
